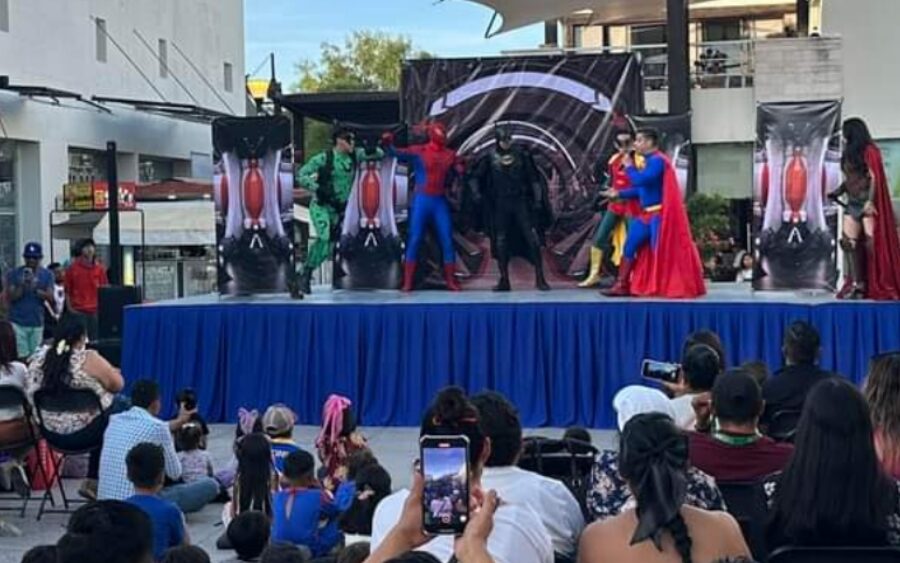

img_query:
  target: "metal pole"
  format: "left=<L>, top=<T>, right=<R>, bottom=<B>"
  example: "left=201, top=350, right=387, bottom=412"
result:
left=106, top=141, right=121, bottom=285
left=666, top=0, right=691, bottom=116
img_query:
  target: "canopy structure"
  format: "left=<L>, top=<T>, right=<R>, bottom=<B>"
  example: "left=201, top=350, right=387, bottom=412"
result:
left=92, top=201, right=215, bottom=246
left=460, top=0, right=794, bottom=36
left=275, top=91, right=400, bottom=126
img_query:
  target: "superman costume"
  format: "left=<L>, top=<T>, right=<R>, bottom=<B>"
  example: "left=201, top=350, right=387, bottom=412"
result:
left=604, top=151, right=705, bottom=298
left=383, top=123, right=464, bottom=291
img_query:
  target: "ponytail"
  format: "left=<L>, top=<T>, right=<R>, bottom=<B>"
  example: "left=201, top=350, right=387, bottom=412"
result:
left=668, top=512, right=693, bottom=563
left=420, top=387, right=485, bottom=467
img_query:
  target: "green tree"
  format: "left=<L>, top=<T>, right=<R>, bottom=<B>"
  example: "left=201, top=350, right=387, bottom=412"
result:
left=294, top=31, right=429, bottom=158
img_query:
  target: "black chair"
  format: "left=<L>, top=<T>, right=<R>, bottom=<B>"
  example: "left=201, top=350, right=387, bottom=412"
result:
left=0, top=385, right=47, bottom=517
left=767, top=409, right=802, bottom=443
left=518, top=436, right=598, bottom=519
left=718, top=480, right=770, bottom=562
left=769, top=546, right=900, bottom=563
left=32, top=388, right=106, bottom=520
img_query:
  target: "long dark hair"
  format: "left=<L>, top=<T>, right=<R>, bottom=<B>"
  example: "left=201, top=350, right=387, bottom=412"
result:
left=0, top=321, right=17, bottom=368
left=769, top=378, right=895, bottom=547
left=40, top=319, right=86, bottom=394
left=865, top=353, right=900, bottom=467
left=235, top=433, right=273, bottom=517
left=842, top=118, right=874, bottom=176
left=619, top=413, right=693, bottom=563
left=339, top=463, right=392, bottom=535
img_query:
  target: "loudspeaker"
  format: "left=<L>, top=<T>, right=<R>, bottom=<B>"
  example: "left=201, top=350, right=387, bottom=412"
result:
left=98, top=286, right=142, bottom=340
left=89, top=339, right=122, bottom=367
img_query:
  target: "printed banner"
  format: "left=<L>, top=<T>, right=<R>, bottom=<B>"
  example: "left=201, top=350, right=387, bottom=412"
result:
left=752, top=100, right=842, bottom=291
left=212, top=115, right=295, bottom=295
left=401, top=54, right=644, bottom=288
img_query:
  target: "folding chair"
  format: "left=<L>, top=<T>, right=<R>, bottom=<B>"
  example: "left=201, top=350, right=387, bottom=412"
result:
left=0, top=385, right=46, bottom=517
left=767, top=409, right=802, bottom=443
left=770, top=545, right=900, bottom=563
left=518, top=436, right=598, bottom=519
left=718, top=480, right=770, bottom=562
left=32, top=388, right=106, bottom=520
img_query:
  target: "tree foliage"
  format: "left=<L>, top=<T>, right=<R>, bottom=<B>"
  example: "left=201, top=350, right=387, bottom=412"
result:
left=295, top=31, right=429, bottom=92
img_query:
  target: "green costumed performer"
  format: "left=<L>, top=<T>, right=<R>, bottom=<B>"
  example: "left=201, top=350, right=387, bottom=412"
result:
left=295, top=127, right=382, bottom=294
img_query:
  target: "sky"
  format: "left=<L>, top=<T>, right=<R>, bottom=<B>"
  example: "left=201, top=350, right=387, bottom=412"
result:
left=243, top=0, right=544, bottom=89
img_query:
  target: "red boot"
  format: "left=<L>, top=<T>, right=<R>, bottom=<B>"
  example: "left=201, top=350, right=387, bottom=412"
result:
left=602, top=258, right=634, bottom=297
left=443, top=264, right=462, bottom=292
left=401, top=261, right=417, bottom=292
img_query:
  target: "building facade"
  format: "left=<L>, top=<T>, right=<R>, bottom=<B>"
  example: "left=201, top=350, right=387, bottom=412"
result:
left=0, top=0, right=244, bottom=273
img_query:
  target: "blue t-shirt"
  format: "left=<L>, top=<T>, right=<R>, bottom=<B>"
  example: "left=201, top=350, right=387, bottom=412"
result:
left=6, top=266, right=52, bottom=327
left=126, top=493, right=185, bottom=561
left=270, top=438, right=301, bottom=474
left=272, top=488, right=342, bottom=557
left=334, top=480, right=356, bottom=511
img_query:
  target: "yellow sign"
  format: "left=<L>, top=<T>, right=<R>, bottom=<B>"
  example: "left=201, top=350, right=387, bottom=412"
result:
left=63, top=182, right=94, bottom=211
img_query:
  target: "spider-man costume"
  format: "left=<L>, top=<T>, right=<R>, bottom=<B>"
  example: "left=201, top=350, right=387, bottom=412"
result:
left=383, top=123, right=464, bottom=291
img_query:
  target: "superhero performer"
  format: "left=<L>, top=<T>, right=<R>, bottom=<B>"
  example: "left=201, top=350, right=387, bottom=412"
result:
left=602, top=128, right=705, bottom=298
left=580, top=129, right=641, bottom=288
left=382, top=122, right=465, bottom=291
left=295, top=128, right=382, bottom=294
left=830, top=118, right=900, bottom=299
left=467, top=125, right=552, bottom=291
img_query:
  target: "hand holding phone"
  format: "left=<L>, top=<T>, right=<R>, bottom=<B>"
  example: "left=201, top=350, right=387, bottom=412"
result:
left=641, top=359, right=681, bottom=383
left=420, top=435, right=470, bottom=535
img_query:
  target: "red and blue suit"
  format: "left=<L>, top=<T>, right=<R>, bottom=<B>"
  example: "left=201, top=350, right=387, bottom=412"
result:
left=605, top=150, right=705, bottom=298
left=384, top=123, right=464, bottom=291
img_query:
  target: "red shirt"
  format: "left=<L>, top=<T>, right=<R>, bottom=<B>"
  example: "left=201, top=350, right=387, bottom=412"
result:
left=689, top=431, right=794, bottom=482
left=65, top=258, right=109, bottom=314
left=607, top=153, right=641, bottom=216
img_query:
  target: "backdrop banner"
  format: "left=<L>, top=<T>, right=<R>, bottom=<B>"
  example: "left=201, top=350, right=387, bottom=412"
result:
left=401, top=54, right=644, bottom=288
left=752, top=101, right=842, bottom=291
left=630, top=112, right=693, bottom=195
left=212, top=116, right=295, bottom=295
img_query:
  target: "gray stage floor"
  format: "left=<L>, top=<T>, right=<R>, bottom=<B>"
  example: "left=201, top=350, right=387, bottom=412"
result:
left=1, top=425, right=616, bottom=563
left=147, top=283, right=841, bottom=308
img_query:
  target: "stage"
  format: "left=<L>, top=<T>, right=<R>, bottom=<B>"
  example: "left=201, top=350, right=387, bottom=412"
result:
left=121, top=285, right=900, bottom=429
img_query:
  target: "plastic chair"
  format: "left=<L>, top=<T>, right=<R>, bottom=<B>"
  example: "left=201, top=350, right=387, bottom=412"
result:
left=718, top=480, right=770, bottom=562
left=767, top=409, right=802, bottom=443
left=769, top=545, right=900, bottom=563
left=518, top=436, right=598, bottom=519
left=32, top=388, right=106, bottom=520
left=0, top=385, right=46, bottom=517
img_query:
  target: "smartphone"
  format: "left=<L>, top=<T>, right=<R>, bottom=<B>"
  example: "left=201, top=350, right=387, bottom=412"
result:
left=641, top=359, right=681, bottom=383
left=420, top=435, right=470, bottom=535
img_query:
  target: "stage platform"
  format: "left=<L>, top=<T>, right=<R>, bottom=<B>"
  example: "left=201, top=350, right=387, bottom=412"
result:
left=122, top=285, right=900, bottom=429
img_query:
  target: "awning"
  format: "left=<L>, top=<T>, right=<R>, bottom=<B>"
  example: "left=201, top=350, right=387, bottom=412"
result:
left=93, top=201, right=216, bottom=246
left=461, top=0, right=794, bottom=35
left=275, top=91, right=400, bottom=126
left=91, top=96, right=231, bottom=123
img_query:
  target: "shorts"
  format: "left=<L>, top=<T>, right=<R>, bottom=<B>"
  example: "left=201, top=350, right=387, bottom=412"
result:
left=11, top=323, right=43, bottom=360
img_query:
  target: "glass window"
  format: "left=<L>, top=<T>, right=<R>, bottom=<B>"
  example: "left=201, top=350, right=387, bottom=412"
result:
left=0, top=140, right=16, bottom=274
left=139, top=157, right=175, bottom=182
left=572, top=25, right=585, bottom=48
left=224, top=62, right=233, bottom=92
left=68, top=148, right=106, bottom=182
left=95, top=18, right=107, bottom=62
left=158, top=39, right=168, bottom=78
left=696, top=143, right=754, bottom=199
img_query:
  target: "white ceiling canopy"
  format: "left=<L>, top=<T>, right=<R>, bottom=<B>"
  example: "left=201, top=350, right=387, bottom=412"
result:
left=459, top=0, right=794, bottom=36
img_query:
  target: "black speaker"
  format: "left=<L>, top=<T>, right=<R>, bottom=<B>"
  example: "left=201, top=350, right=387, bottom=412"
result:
left=98, top=286, right=142, bottom=340
left=89, top=338, right=122, bottom=367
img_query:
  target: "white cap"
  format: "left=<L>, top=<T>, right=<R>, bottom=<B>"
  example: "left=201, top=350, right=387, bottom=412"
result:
left=613, top=385, right=677, bottom=432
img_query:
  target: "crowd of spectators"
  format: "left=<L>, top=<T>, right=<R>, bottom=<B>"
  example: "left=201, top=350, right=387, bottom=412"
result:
left=3, top=319, right=900, bottom=563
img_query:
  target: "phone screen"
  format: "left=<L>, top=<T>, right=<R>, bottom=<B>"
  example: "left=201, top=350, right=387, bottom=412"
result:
left=641, top=359, right=681, bottom=383
left=420, top=435, right=470, bottom=535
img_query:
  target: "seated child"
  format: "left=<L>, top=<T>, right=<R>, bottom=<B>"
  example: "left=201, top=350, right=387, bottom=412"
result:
left=338, top=463, right=391, bottom=539
left=226, top=511, right=271, bottom=563
left=125, top=443, right=188, bottom=561
left=177, top=423, right=215, bottom=483
left=334, top=450, right=378, bottom=512
left=263, top=404, right=300, bottom=475
left=272, top=450, right=342, bottom=557
left=316, top=395, right=368, bottom=492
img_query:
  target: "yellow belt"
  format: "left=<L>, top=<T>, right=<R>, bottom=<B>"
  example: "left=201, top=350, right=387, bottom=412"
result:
left=643, top=204, right=662, bottom=213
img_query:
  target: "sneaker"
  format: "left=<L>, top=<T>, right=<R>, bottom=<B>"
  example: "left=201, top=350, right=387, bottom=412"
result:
left=78, top=478, right=98, bottom=501
left=9, top=464, right=29, bottom=498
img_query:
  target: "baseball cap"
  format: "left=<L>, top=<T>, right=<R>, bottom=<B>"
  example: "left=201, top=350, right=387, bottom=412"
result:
left=23, top=242, right=43, bottom=259
left=613, top=385, right=677, bottom=432
left=262, top=404, right=296, bottom=437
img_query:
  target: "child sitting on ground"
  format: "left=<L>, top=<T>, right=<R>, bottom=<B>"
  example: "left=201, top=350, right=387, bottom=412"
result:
left=334, top=449, right=378, bottom=511
left=124, top=442, right=188, bottom=562
left=316, top=395, right=368, bottom=493
left=225, top=511, right=271, bottom=563
left=177, top=423, right=215, bottom=483
left=338, top=463, right=391, bottom=541
left=263, top=404, right=301, bottom=475
left=272, top=449, right=343, bottom=557
left=218, top=433, right=278, bottom=550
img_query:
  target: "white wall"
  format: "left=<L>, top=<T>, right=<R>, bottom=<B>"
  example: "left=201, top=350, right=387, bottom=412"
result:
left=0, top=0, right=245, bottom=115
left=823, top=0, right=900, bottom=139
left=645, top=88, right=756, bottom=144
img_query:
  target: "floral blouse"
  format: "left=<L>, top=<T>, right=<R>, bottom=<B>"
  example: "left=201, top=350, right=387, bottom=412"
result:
left=586, top=449, right=727, bottom=522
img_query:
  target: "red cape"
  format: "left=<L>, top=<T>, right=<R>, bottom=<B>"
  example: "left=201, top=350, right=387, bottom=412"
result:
left=631, top=153, right=706, bottom=298
left=865, top=144, right=900, bottom=300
